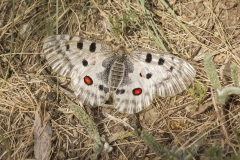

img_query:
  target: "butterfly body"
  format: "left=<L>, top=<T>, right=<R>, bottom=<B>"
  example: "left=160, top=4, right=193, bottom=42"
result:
left=43, top=35, right=196, bottom=113
left=108, top=50, right=127, bottom=92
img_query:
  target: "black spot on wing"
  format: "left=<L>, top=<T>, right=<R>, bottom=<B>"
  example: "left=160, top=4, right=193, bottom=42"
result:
left=146, top=73, right=152, bottom=79
left=66, top=44, right=70, bottom=50
left=89, top=42, right=96, bottom=52
left=77, top=42, right=83, bottom=49
left=99, top=85, right=104, bottom=91
left=170, top=66, right=174, bottom=71
left=82, top=59, right=88, bottom=66
left=116, top=89, right=125, bottom=95
left=104, top=87, right=109, bottom=93
left=158, top=58, right=164, bottom=65
left=98, top=85, right=109, bottom=93
left=145, top=53, right=152, bottom=63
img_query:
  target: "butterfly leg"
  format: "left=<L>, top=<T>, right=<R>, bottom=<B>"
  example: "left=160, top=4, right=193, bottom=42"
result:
left=129, top=113, right=142, bottom=135
left=98, top=93, right=116, bottom=108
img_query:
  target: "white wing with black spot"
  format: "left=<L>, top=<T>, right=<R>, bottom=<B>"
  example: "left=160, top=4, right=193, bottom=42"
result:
left=112, top=58, right=155, bottom=113
left=43, top=35, right=113, bottom=106
left=72, top=59, right=111, bottom=106
left=43, top=35, right=112, bottom=78
left=131, top=48, right=196, bottom=97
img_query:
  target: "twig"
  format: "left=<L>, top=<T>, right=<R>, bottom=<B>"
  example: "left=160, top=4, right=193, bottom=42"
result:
left=211, top=88, right=229, bottom=139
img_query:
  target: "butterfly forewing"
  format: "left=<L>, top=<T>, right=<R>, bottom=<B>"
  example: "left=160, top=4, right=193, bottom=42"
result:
left=43, top=35, right=112, bottom=77
left=43, top=35, right=196, bottom=114
left=131, top=49, right=196, bottom=97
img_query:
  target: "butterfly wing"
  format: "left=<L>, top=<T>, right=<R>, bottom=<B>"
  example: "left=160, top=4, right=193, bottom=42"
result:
left=112, top=49, right=195, bottom=113
left=43, top=35, right=195, bottom=113
left=132, top=48, right=196, bottom=97
left=71, top=59, right=112, bottom=106
left=112, top=58, right=155, bottom=113
left=43, top=35, right=112, bottom=77
left=43, top=35, right=113, bottom=106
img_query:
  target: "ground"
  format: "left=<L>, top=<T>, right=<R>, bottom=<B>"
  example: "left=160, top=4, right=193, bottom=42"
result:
left=0, top=0, right=240, bottom=159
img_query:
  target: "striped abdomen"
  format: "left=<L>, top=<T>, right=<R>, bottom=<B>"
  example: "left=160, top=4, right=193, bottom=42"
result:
left=108, top=60, right=125, bottom=92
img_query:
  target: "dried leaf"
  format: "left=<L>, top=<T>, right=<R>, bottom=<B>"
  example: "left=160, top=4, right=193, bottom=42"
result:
left=34, top=104, right=52, bottom=160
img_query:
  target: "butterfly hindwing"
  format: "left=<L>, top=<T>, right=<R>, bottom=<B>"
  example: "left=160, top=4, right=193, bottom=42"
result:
left=72, top=59, right=111, bottom=106
left=112, top=58, right=154, bottom=113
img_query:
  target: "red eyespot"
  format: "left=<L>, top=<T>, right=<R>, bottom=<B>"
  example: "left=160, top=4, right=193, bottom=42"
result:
left=84, top=76, right=93, bottom=85
left=132, top=88, right=142, bottom=95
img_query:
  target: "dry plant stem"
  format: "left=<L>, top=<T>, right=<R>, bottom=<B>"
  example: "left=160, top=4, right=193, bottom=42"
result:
left=41, top=61, right=76, bottom=99
left=152, top=100, right=196, bottom=127
left=90, top=0, right=108, bottom=20
left=45, top=72, right=76, bottom=99
left=2, top=0, right=239, bottom=158
left=4, top=57, right=38, bottom=104
left=158, top=0, right=199, bottom=43
left=211, top=88, right=229, bottom=140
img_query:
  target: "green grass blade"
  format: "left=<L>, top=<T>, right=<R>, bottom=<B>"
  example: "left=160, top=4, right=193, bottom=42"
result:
left=204, top=54, right=221, bottom=90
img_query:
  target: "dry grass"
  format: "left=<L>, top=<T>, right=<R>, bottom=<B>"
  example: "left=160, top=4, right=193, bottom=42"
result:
left=0, top=0, right=240, bottom=159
